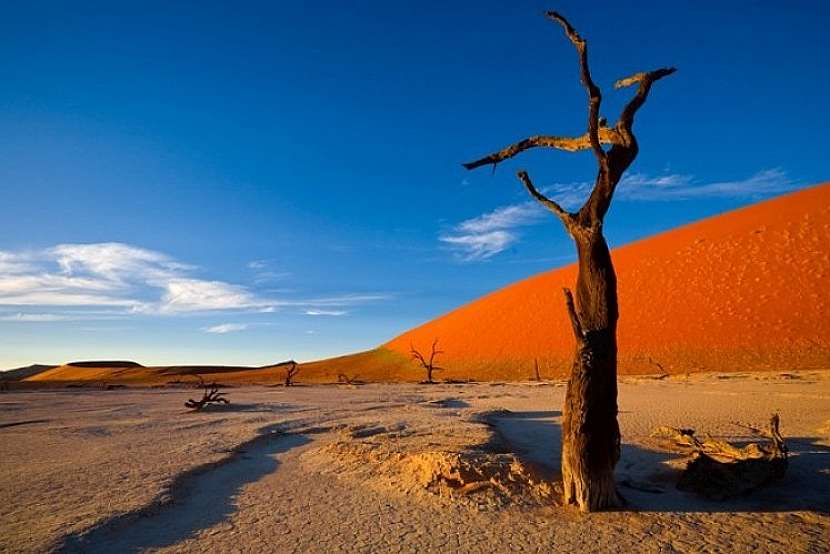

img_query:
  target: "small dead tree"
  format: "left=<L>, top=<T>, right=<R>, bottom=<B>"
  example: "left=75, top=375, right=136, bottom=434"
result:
left=283, top=361, right=300, bottom=387
left=337, top=373, right=361, bottom=385
left=463, top=11, right=675, bottom=511
left=184, top=375, right=229, bottom=411
left=533, top=359, right=542, bottom=382
left=411, top=340, right=444, bottom=384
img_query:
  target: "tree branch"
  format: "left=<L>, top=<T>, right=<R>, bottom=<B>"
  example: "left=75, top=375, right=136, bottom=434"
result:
left=410, top=343, right=427, bottom=366
left=563, top=288, right=584, bottom=341
left=515, top=171, right=574, bottom=229
left=616, top=67, right=677, bottom=140
left=546, top=11, right=606, bottom=166
left=429, top=339, right=443, bottom=367
left=462, top=129, right=622, bottom=171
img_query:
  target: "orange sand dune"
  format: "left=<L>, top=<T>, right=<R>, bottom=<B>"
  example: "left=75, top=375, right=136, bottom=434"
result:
left=22, top=183, right=830, bottom=385
left=380, top=182, right=830, bottom=380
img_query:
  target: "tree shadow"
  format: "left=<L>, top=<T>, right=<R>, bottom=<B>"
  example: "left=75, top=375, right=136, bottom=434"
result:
left=489, top=411, right=830, bottom=514
left=0, top=418, right=50, bottom=429
left=59, top=430, right=310, bottom=552
left=421, top=398, right=471, bottom=409
left=193, top=402, right=296, bottom=414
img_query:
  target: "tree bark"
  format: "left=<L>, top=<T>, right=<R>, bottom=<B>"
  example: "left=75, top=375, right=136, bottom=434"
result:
left=561, top=225, right=622, bottom=510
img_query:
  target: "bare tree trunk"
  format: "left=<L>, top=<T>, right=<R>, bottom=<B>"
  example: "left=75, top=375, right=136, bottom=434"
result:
left=561, top=229, right=621, bottom=509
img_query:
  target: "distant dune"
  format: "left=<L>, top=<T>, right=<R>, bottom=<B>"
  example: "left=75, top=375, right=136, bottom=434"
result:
left=24, top=361, right=298, bottom=385
left=0, top=364, right=58, bottom=382
left=19, top=182, right=830, bottom=385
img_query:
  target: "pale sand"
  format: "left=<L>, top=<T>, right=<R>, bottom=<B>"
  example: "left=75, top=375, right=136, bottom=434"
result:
left=1, top=371, right=828, bottom=553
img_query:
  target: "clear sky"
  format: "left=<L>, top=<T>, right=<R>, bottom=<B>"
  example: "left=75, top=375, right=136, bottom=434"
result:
left=1, top=1, right=828, bottom=369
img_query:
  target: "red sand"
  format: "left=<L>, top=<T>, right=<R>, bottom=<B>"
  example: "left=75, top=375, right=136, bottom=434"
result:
left=22, top=183, right=830, bottom=384
left=383, top=182, right=830, bottom=379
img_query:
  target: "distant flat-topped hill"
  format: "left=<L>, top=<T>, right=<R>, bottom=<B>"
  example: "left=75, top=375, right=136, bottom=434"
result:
left=65, top=361, right=143, bottom=368
left=20, top=182, right=830, bottom=385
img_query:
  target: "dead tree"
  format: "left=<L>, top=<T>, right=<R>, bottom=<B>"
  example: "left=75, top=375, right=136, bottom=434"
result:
left=337, top=373, right=361, bottom=385
left=533, top=359, right=542, bottom=382
left=411, top=340, right=444, bottom=384
left=283, top=361, right=300, bottom=387
left=463, top=11, right=675, bottom=511
left=184, top=375, right=230, bottom=411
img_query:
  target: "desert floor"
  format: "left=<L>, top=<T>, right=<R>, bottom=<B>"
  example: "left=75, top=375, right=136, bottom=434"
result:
left=1, top=371, right=829, bottom=553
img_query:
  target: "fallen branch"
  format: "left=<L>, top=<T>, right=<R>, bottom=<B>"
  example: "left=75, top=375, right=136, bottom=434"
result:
left=651, top=414, right=788, bottom=499
left=184, top=375, right=230, bottom=411
left=337, top=373, right=362, bottom=385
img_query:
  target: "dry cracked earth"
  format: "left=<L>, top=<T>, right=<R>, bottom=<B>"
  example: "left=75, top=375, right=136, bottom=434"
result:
left=1, top=372, right=829, bottom=553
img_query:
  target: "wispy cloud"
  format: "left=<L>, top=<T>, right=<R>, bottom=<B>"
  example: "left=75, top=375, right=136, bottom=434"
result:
left=160, top=279, right=268, bottom=313
left=304, top=309, right=347, bottom=316
left=541, top=168, right=796, bottom=206
left=440, top=231, right=517, bottom=261
left=0, top=313, right=71, bottom=322
left=444, top=168, right=797, bottom=261
left=203, top=323, right=249, bottom=334
left=440, top=202, right=544, bottom=260
left=247, top=259, right=291, bottom=284
left=302, top=293, right=391, bottom=306
left=619, top=168, right=796, bottom=200
left=0, top=242, right=388, bottom=318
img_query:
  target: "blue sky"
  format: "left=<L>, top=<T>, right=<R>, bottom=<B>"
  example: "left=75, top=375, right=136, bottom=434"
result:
left=1, top=1, right=828, bottom=368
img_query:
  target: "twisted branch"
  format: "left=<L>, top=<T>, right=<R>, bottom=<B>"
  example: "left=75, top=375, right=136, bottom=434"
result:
left=516, top=170, right=573, bottom=229
left=462, top=128, right=623, bottom=171
left=616, top=67, right=677, bottom=142
left=546, top=11, right=606, bottom=166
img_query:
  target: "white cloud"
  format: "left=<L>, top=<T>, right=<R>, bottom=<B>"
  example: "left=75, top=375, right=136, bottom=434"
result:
left=247, top=259, right=291, bottom=284
left=0, top=313, right=70, bottom=322
left=303, top=293, right=390, bottom=306
left=160, top=279, right=271, bottom=313
left=540, top=168, right=796, bottom=206
left=456, top=203, right=544, bottom=234
left=0, top=251, right=35, bottom=275
left=51, top=243, right=187, bottom=283
left=203, top=323, right=249, bottom=334
left=440, top=202, right=544, bottom=260
left=0, top=242, right=388, bottom=319
left=619, top=168, right=795, bottom=200
left=0, top=311, right=124, bottom=322
left=0, top=291, right=142, bottom=308
left=304, top=309, right=347, bottom=316
left=440, top=230, right=516, bottom=261
left=444, top=168, right=798, bottom=260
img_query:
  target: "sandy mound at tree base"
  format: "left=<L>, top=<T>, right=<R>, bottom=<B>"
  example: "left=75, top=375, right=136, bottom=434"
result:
left=301, top=412, right=556, bottom=511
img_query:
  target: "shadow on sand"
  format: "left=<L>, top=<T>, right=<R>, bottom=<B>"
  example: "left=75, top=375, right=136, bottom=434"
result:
left=490, top=410, right=830, bottom=514
left=59, top=429, right=309, bottom=553
left=189, top=401, right=297, bottom=414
